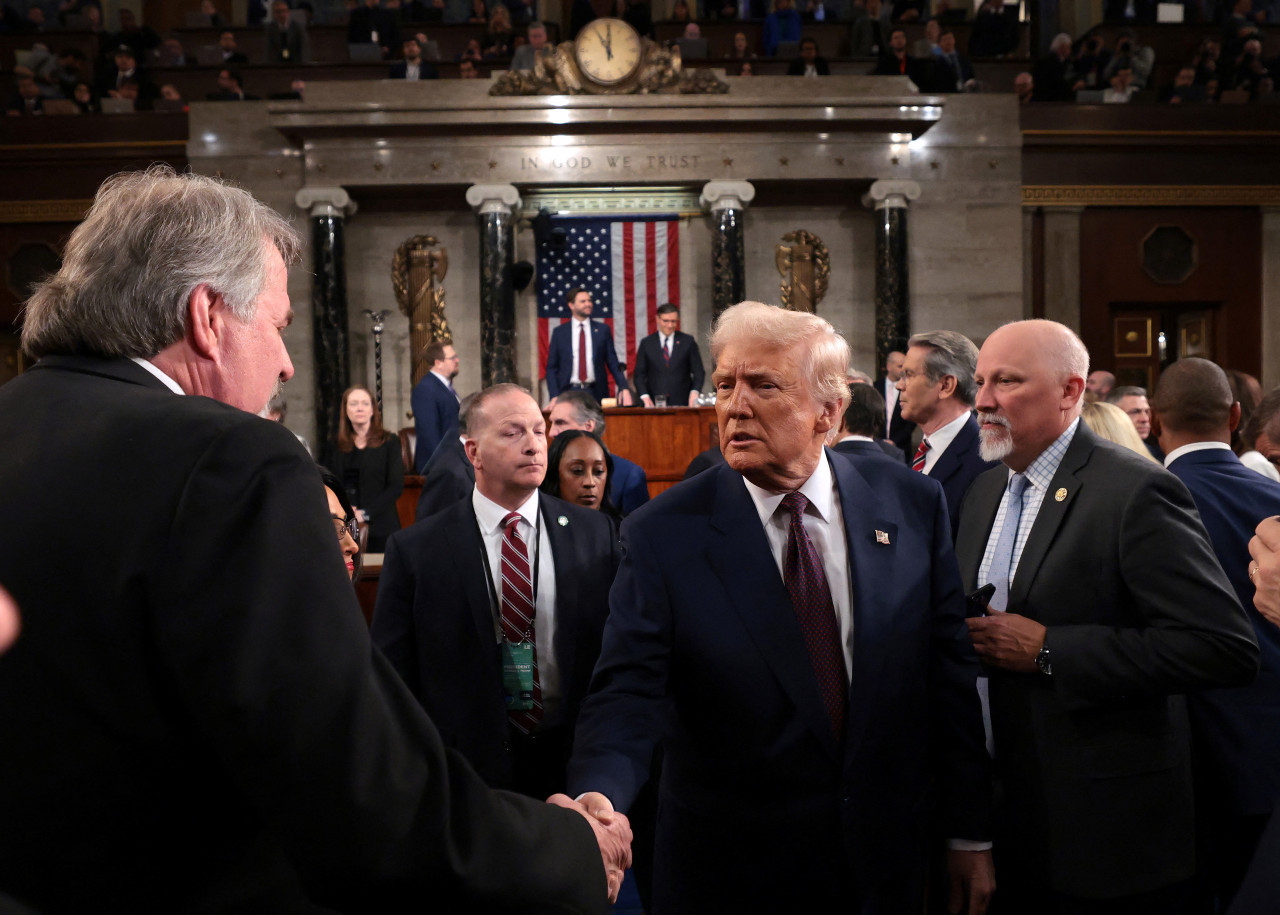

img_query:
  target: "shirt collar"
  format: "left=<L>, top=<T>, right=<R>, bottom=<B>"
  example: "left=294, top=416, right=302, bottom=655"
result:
left=838, top=434, right=874, bottom=443
left=1010, top=418, right=1080, bottom=491
left=472, top=486, right=539, bottom=535
left=742, top=448, right=835, bottom=528
left=1165, top=440, right=1232, bottom=467
left=922, top=409, right=970, bottom=454
left=131, top=358, right=184, bottom=395
left=430, top=369, right=452, bottom=387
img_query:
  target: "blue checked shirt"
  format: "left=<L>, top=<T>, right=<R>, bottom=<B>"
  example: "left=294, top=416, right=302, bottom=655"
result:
left=978, top=419, right=1080, bottom=592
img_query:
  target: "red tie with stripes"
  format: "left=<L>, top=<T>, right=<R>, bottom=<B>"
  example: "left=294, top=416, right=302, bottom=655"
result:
left=912, top=438, right=930, bottom=473
left=780, top=492, right=848, bottom=737
left=500, top=512, right=542, bottom=732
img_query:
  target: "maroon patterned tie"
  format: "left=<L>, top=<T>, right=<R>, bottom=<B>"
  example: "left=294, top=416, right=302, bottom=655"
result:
left=780, top=492, right=848, bottom=737
left=912, top=438, right=930, bottom=473
left=662, top=337, right=671, bottom=364
left=500, top=511, right=542, bottom=732
left=577, top=324, right=588, bottom=383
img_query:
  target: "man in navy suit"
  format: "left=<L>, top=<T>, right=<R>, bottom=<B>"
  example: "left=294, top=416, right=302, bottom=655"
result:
left=410, top=340, right=459, bottom=473
left=414, top=391, right=477, bottom=521
left=830, top=381, right=905, bottom=463
left=549, top=391, right=650, bottom=516
left=545, top=288, right=633, bottom=407
left=374, top=384, right=621, bottom=801
left=387, top=36, right=438, bottom=78
left=632, top=303, right=705, bottom=407
left=1152, top=358, right=1280, bottom=911
left=568, top=301, right=994, bottom=914
left=896, top=330, right=996, bottom=538
left=875, top=349, right=916, bottom=456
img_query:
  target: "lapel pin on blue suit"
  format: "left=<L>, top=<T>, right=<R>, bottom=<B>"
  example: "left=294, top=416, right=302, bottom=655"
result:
left=558, top=515, right=569, bottom=526
left=875, top=530, right=890, bottom=545
left=1054, top=488, right=1068, bottom=502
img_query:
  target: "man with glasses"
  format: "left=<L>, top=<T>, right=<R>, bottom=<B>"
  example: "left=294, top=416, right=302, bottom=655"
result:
left=412, top=339, right=462, bottom=473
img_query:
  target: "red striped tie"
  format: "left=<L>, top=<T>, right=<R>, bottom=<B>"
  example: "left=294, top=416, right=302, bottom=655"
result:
left=500, top=512, right=542, bottom=732
left=912, top=438, right=930, bottom=473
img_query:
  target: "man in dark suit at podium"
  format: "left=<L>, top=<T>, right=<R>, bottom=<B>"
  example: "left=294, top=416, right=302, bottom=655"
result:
left=545, top=288, right=633, bottom=407
left=1153, top=358, right=1280, bottom=911
left=633, top=303, right=705, bottom=407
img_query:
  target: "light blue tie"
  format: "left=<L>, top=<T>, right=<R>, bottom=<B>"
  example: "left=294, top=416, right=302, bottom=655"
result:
left=987, top=473, right=1028, bottom=613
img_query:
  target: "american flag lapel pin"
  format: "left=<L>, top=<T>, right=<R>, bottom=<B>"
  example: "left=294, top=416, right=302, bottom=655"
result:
left=875, top=530, right=890, bottom=545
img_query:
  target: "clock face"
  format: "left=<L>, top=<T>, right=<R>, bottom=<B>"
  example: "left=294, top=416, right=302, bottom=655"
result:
left=575, top=18, right=643, bottom=86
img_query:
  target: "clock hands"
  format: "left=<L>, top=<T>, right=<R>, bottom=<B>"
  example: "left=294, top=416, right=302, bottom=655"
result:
left=604, top=22, right=613, bottom=59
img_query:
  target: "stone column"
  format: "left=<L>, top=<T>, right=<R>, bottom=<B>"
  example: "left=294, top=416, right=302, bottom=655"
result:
left=700, top=180, right=755, bottom=324
left=295, top=186, right=357, bottom=456
left=863, top=180, right=921, bottom=371
left=1042, top=207, right=1083, bottom=332
left=466, top=184, right=521, bottom=387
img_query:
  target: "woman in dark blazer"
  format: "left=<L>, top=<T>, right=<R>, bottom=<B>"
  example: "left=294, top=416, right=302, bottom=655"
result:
left=325, top=385, right=404, bottom=552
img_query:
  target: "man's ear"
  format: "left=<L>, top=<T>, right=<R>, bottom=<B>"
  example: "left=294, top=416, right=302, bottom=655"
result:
left=464, top=436, right=481, bottom=472
left=1229, top=401, right=1242, bottom=433
left=815, top=399, right=841, bottom=435
left=187, top=284, right=224, bottom=361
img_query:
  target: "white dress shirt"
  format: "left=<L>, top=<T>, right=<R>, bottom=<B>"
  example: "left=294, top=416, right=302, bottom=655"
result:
left=920, top=410, right=970, bottom=475
left=471, top=487, right=563, bottom=723
left=133, top=358, right=184, bottom=395
left=883, top=377, right=900, bottom=430
left=741, top=452, right=854, bottom=675
left=569, top=319, right=595, bottom=384
left=1164, top=440, right=1231, bottom=468
left=1240, top=449, right=1280, bottom=482
left=405, top=60, right=420, bottom=79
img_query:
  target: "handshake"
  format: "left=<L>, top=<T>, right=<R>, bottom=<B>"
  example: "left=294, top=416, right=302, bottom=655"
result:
left=546, top=792, right=633, bottom=902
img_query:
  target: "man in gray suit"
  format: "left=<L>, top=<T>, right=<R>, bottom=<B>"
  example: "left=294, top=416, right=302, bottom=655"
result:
left=264, top=0, right=310, bottom=63
left=958, top=319, right=1258, bottom=914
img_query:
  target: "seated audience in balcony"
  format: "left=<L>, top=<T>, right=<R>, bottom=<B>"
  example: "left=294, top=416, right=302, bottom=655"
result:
left=934, top=28, right=974, bottom=90
left=725, top=29, right=756, bottom=56
left=199, top=0, right=228, bottom=28
left=670, top=0, right=693, bottom=21
left=871, top=25, right=929, bottom=81
left=1161, top=65, right=1208, bottom=101
left=112, top=8, right=160, bottom=62
left=1224, top=36, right=1272, bottom=96
left=14, top=5, right=48, bottom=32
left=1223, top=0, right=1263, bottom=54
left=801, top=0, right=834, bottom=21
left=482, top=4, right=513, bottom=56
left=112, top=75, right=152, bottom=109
left=1014, top=69, right=1033, bottom=102
left=159, top=83, right=184, bottom=102
left=888, top=0, right=924, bottom=22
left=390, top=35, right=439, bottom=75
left=787, top=36, right=830, bottom=73
left=96, top=45, right=154, bottom=101
left=737, top=58, right=754, bottom=72
left=459, top=36, right=483, bottom=59
left=458, top=56, right=479, bottom=75
left=968, top=0, right=1017, bottom=56
left=1070, top=30, right=1110, bottom=88
left=5, top=76, right=44, bottom=116
left=1104, top=0, right=1155, bottom=21
left=265, top=0, right=312, bottom=62
left=511, top=19, right=548, bottom=67
left=348, top=0, right=399, bottom=56
left=910, top=17, right=940, bottom=56
left=622, top=0, right=654, bottom=38
left=1031, top=32, right=1083, bottom=100
left=207, top=67, right=259, bottom=99
left=1103, top=28, right=1154, bottom=87
left=1193, top=36, right=1221, bottom=85
left=399, top=0, right=447, bottom=20
left=467, top=0, right=488, bottom=22
left=246, top=0, right=272, bottom=25
left=51, top=48, right=90, bottom=98
left=762, top=0, right=801, bottom=52
left=71, top=81, right=99, bottom=112
left=218, top=30, right=250, bottom=63
left=714, top=0, right=768, bottom=18
left=1102, top=57, right=1137, bottom=101
left=848, top=0, right=881, bottom=55
left=157, top=38, right=187, bottom=66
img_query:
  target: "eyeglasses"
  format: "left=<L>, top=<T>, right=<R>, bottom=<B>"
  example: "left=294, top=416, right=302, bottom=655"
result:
left=333, top=517, right=359, bottom=543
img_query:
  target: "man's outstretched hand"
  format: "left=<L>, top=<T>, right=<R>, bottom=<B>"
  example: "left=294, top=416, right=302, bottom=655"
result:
left=547, top=793, right=633, bottom=902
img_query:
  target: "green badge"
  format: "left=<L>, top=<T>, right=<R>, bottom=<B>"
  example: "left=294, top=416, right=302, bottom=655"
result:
left=501, top=640, right=536, bottom=710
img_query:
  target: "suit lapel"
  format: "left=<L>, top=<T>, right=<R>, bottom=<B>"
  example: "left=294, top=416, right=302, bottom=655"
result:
left=706, top=465, right=842, bottom=762
left=540, top=497, right=578, bottom=680
left=455, top=502, right=502, bottom=649
left=829, top=453, right=899, bottom=759
left=956, top=467, right=1005, bottom=585
left=1007, top=426, right=1094, bottom=613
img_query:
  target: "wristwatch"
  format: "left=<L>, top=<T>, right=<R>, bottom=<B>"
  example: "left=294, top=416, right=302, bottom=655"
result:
left=1035, top=641, right=1052, bottom=677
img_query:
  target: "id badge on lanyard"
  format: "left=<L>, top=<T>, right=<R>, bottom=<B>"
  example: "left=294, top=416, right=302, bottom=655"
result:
left=501, top=641, right=537, bottom=710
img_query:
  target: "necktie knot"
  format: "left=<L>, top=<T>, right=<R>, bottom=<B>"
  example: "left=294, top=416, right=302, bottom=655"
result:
left=1008, top=472, right=1028, bottom=499
left=912, top=438, right=931, bottom=472
left=503, top=511, right=523, bottom=540
left=781, top=491, right=809, bottom=522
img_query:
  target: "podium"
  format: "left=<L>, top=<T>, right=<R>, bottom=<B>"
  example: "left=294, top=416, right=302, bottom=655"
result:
left=602, top=406, right=719, bottom=499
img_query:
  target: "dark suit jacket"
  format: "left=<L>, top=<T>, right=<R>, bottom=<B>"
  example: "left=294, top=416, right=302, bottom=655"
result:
left=933, top=51, right=974, bottom=90
left=545, top=319, right=629, bottom=402
left=347, top=5, right=398, bottom=47
left=569, top=453, right=991, bottom=912
left=925, top=415, right=997, bottom=540
left=0, top=355, right=606, bottom=913
left=875, top=375, right=917, bottom=456
left=632, top=331, right=705, bottom=404
left=610, top=453, right=650, bottom=516
left=389, top=58, right=440, bottom=78
left=372, top=493, right=619, bottom=792
left=955, top=425, right=1259, bottom=898
left=786, top=55, right=831, bottom=74
left=1166, top=448, right=1280, bottom=816
left=682, top=446, right=725, bottom=479
left=264, top=19, right=310, bottom=63
left=414, top=434, right=474, bottom=521
left=832, top=438, right=904, bottom=463
left=411, top=371, right=459, bottom=473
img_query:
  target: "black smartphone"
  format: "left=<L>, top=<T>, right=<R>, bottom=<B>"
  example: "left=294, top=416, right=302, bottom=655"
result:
left=966, top=583, right=996, bottom=618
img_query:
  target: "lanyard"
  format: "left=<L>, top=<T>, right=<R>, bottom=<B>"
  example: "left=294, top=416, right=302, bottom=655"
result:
left=475, top=508, right=542, bottom=643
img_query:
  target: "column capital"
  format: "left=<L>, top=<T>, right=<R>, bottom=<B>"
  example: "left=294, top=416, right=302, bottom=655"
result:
left=862, top=180, right=922, bottom=211
left=700, top=180, right=755, bottom=213
left=466, top=184, right=521, bottom=215
left=294, top=186, right=357, bottom=219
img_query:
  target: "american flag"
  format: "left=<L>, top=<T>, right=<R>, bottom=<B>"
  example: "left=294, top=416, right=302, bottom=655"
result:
left=536, top=216, right=681, bottom=392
